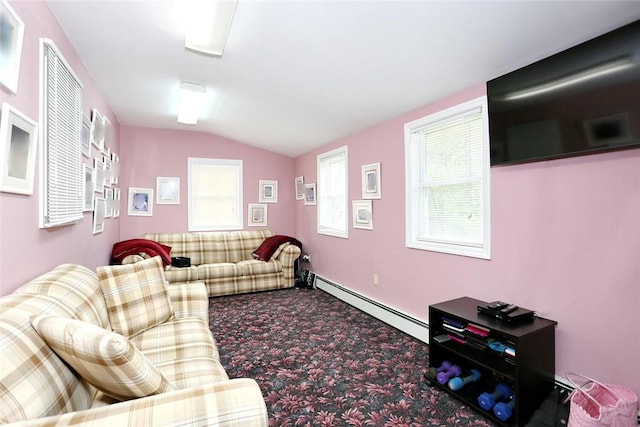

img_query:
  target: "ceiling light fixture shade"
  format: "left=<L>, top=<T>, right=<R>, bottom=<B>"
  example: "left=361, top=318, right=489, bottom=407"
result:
left=184, top=0, right=238, bottom=57
left=177, top=82, right=206, bottom=125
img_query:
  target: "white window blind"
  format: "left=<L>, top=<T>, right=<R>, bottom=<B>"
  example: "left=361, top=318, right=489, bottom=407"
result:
left=405, top=97, right=490, bottom=259
left=188, top=158, right=243, bottom=231
left=39, top=39, right=84, bottom=228
left=317, top=146, right=348, bottom=238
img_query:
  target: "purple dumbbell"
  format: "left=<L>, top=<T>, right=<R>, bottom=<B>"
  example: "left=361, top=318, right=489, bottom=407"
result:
left=478, top=383, right=513, bottom=410
left=436, top=364, right=461, bottom=385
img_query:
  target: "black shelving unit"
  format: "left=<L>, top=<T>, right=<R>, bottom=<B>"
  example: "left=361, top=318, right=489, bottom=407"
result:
left=428, top=297, right=557, bottom=427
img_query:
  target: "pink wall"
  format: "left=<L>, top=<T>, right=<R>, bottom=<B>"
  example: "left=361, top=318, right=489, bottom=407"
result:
left=294, top=84, right=640, bottom=396
left=0, top=1, right=119, bottom=295
left=118, top=126, right=295, bottom=239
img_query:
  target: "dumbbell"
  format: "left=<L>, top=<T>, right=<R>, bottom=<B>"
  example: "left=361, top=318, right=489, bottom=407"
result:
left=426, top=361, right=454, bottom=382
left=436, top=364, right=462, bottom=385
left=448, top=369, right=481, bottom=391
left=478, top=383, right=513, bottom=410
left=494, top=396, right=516, bottom=422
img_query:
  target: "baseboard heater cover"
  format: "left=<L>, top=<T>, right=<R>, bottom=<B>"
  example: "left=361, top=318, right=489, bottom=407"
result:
left=314, top=275, right=429, bottom=344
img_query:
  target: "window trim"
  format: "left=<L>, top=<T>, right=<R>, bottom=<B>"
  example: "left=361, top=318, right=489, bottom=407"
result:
left=317, top=145, right=349, bottom=239
left=188, top=157, right=243, bottom=231
left=404, top=96, right=491, bottom=259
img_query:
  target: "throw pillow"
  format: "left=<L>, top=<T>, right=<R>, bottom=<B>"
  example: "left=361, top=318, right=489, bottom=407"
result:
left=31, top=315, right=176, bottom=401
left=97, top=256, right=174, bottom=338
left=252, top=235, right=302, bottom=261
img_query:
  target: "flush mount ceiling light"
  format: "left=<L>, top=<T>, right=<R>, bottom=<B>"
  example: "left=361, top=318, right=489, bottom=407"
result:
left=177, top=82, right=206, bottom=125
left=184, top=0, right=238, bottom=57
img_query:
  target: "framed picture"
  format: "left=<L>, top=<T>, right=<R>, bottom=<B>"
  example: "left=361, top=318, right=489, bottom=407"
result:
left=82, top=164, right=94, bottom=212
left=127, top=187, right=153, bottom=216
left=259, top=179, right=278, bottom=203
left=156, top=176, right=180, bottom=204
left=110, top=152, right=119, bottom=184
left=0, top=103, right=38, bottom=195
left=361, top=162, right=381, bottom=199
left=102, top=155, right=112, bottom=187
left=248, top=203, right=267, bottom=226
left=295, top=176, right=304, bottom=200
left=90, top=109, right=105, bottom=151
left=0, top=0, right=24, bottom=93
left=104, top=188, right=113, bottom=218
left=304, top=183, right=316, bottom=206
left=81, top=113, right=91, bottom=158
left=93, top=157, right=105, bottom=192
left=112, top=187, right=120, bottom=218
left=353, top=200, right=373, bottom=230
left=92, top=197, right=106, bottom=234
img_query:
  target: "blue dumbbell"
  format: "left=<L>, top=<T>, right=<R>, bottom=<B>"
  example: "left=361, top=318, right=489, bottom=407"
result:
left=478, top=383, right=513, bottom=410
left=493, top=396, right=516, bottom=422
left=448, top=369, right=481, bottom=391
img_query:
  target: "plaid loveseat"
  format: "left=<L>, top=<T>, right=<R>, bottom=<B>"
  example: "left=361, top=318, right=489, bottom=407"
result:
left=0, top=261, right=267, bottom=426
left=143, top=229, right=301, bottom=297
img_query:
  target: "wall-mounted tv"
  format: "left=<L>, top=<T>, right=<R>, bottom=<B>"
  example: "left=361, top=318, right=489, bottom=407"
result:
left=487, top=20, right=640, bottom=166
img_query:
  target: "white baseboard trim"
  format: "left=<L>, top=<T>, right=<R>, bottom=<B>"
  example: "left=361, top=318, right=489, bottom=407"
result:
left=314, top=274, right=429, bottom=344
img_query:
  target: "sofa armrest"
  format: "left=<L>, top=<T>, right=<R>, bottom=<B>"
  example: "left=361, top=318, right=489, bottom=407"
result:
left=166, top=281, right=209, bottom=322
left=6, top=379, right=267, bottom=427
left=275, top=243, right=301, bottom=285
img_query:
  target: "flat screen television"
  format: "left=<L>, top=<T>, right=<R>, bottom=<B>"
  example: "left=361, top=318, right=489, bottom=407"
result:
left=487, top=20, right=640, bottom=166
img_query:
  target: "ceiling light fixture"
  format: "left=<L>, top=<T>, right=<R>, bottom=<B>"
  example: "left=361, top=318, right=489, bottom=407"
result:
left=184, top=0, right=238, bottom=57
left=177, top=82, right=206, bottom=125
left=502, top=56, right=635, bottom=101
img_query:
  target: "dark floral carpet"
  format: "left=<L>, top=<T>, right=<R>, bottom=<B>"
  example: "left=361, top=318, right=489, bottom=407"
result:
left=208, top=288, right=495, bottom=427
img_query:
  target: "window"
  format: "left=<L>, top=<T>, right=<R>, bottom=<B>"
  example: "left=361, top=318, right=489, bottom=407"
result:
left=188, top=158, right=243, bottom=231
left=404, top=96, right=491, bottom=259
left=317, top=146, right=348, bottom=238
left=39, top=38, right=84, bottom=228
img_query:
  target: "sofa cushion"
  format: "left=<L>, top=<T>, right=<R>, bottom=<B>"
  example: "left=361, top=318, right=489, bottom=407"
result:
left=31, top=315, right=176, bottom=401
left=237, top=259, right=282, bottom=276
left=163, top=265, right=199, bottom=283
left=196, top=263, right=239, bottom=279
left=97, top=256, right=174, bottom=338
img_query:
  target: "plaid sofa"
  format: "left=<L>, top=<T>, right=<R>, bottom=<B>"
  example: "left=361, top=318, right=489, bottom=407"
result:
left=0, top=263, right=267, bottom=426
left=143, top=229, right=301, bottom=297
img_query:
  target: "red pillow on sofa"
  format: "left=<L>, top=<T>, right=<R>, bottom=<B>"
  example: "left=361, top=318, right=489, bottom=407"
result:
left=110, top=239, right=172, bottom=266
left=252, top=235, right=302, bottom=261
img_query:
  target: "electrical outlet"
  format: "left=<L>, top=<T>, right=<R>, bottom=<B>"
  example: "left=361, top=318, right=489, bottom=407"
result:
left=373, top=273, right=379, bottom=286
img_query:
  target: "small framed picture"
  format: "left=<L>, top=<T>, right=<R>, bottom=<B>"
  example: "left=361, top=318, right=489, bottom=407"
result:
left=304, top=183, right=316, bottom=206
left=127, top=187, right=153, bottom=216
left=104, top=188, right=113, bottom=218
left=248, top=203, right=267, bottom=226
left=156, top=176, right=180, bottom=204
left=81, top=113, right=91, bottom=158
left=93, top=157, right=105, bottom=192
left=112, top=188, right=120, bottom=218
left=295, top=176, right=305, bottom=200
left=0, top=103, right=38, bottom=195
left=0, top=0, right=24, bottom=93
left=90, top=109, right=105, bottom=151
left=353, top=200, right=373, bottom=230
left=259, top=179, right=278, bottom=203
left=92, top=197, right=106, bottom=234
left=362, top=162, right=381, bottom=199
left=82, top=164, right=94, bottom=212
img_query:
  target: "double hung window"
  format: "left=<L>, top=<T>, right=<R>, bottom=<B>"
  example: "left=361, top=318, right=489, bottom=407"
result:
left=404, top=97, right=491, bottom=259
left=317, top=146, right=348, bottom=238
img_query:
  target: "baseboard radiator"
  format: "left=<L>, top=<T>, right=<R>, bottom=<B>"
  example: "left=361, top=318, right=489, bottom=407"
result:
left=314, top=275, right=430, bottom=344
left=314, top=275, right=640, bottom=422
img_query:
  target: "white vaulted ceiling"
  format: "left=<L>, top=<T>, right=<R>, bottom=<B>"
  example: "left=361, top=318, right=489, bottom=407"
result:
left=47, top=0, right=640, bottom=157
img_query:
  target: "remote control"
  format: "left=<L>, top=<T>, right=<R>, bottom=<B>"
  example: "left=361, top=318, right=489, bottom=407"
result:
left=488, top=301, right=508, bottom=310
left=500, top=304, right=518, bottom=314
